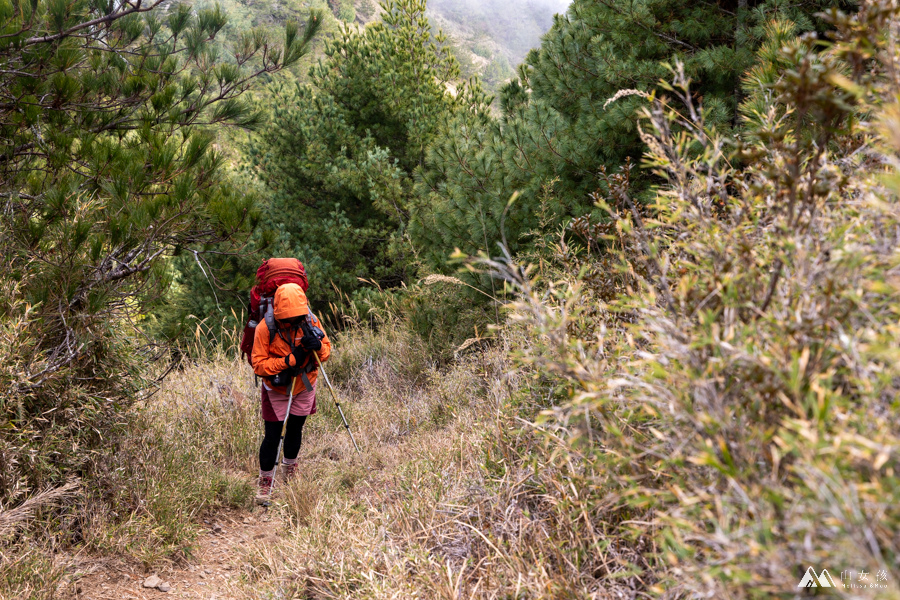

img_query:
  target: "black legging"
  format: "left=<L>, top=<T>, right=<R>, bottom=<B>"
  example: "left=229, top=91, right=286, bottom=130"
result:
left=259, top=415, right=307, bottom=472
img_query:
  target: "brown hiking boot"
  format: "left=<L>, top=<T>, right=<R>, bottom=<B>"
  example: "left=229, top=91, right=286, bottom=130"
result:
left=255, top=475, right=273, bottom=506
left=281, top=463, right=299, bottom=483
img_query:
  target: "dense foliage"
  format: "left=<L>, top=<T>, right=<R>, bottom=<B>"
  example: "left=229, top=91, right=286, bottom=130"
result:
left=247, top=0, right=488, bottom=309
left=223, top=0, right=855, bottom=308
left=410, top=0, right=855, bottom=267
left=0, top=0, right=320, bottom=498
left=498, top=4, right=900, bottom=596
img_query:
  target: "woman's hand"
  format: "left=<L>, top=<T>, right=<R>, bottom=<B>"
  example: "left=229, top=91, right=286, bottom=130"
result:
left=291, top=345, right=309, bottom=365
left=300, top=334, right=322, bottom=352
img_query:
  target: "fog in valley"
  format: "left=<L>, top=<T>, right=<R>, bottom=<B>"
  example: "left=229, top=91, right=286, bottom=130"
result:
left=428, top=0, right=571, bottom=64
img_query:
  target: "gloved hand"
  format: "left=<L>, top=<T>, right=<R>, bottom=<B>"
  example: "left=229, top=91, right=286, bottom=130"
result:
left=292, top=344, right=309, bottom=365
left=300, top=334, right=322, bottom=352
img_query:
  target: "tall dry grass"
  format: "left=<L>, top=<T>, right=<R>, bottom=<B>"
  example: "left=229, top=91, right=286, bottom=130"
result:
left=482, top=5, right=900, bottom=599
left=0, top=324, right=258, bottom=598
left=207, top=315, right=647, bottom=599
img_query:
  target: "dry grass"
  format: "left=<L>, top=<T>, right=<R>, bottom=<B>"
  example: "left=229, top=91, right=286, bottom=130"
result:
left=0, top=480, right=77, bottom=600
left=75, top=343, right=258, bottom=564
left=151, top=319, right=639, bottom=599
left=5, top=307, right=581, bottom=599
left=0, top=480, right=79, bottom=539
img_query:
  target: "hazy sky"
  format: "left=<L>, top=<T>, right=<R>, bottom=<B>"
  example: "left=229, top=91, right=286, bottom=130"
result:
left=536, top=0, right=571, bottom=10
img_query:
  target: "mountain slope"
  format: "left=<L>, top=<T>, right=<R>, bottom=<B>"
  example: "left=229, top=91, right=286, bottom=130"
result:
left=204, top=0, right=570, bottom=91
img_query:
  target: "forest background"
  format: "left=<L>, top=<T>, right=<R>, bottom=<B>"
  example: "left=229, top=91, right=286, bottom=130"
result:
left=4, top=0, right=900, bottom=598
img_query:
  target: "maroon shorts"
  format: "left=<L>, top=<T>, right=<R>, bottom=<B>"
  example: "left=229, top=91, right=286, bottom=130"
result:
left=261, top=384, right=317, bottom=422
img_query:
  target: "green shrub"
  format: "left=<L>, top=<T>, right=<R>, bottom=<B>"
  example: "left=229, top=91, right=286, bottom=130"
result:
left=498, top=6, right=900, bottom=597
left=339, top=0, right=356, bottom=21
left=401, top=278, right=497, bottom=362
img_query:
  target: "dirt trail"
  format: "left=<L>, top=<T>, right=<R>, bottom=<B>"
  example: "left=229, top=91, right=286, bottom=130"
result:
left=62, top=508, right=280, bottom=600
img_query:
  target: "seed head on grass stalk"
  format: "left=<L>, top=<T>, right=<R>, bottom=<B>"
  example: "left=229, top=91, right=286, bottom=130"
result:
left=0, top=479, right=80, bottom=539
left=420, top=274, right=499, bottom=303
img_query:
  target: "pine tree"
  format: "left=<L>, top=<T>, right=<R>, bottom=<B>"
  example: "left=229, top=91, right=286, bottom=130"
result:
left=0, top=0, right=321, bottom=425
left=410, top=0, right=855, bottom=266
left=248, top=0, right=488, bottom=307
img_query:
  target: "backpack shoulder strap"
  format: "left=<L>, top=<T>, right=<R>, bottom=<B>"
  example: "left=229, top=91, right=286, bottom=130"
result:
left=263, top=296, right=277, bottom=343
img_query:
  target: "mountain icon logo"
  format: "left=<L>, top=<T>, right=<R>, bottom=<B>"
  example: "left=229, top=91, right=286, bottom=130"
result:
left=798, top=566, right=836, bottom=588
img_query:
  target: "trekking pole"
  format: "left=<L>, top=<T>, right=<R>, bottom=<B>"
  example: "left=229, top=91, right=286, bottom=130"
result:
left=271, top=375, right=297, bottom=493
left=311, top=352, right=361, bottom=455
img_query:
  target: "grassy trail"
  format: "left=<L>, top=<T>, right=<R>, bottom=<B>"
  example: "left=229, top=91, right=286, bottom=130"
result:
left=47, top=324, right=543, bottom=599
left=20, top=320, right=638, bottom=599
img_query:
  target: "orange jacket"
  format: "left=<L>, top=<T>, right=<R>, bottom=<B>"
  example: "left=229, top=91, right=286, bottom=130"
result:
left=251, top=313, right=331, bottom=396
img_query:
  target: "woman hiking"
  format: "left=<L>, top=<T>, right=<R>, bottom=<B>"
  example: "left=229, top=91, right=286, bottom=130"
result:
left=250, top=282, right=331, bottom=505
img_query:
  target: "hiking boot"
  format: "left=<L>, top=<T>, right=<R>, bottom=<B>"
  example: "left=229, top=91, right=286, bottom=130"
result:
left=255, top=475, right=273, bottom=506
left=281, top=462, right=299, bottom=483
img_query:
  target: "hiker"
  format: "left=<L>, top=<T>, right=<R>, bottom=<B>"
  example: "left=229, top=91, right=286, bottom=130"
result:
left=250, top=282, right=331, bottom=504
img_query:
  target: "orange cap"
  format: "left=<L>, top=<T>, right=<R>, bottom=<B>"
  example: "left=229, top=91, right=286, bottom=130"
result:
left=273, top=283, right=309, bottom=319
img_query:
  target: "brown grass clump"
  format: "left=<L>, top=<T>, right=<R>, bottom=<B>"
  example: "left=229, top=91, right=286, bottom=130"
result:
left=75, top=341, right=258, bottom=564
left=0, top=331, right=259, bottom=598
left=0, top=480, right=79, bottom=539
left=0, top=480, right=80, bottom=599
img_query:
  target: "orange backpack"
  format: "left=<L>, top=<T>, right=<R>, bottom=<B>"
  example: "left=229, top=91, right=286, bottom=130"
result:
left=239, top=258, right=309, bottom=365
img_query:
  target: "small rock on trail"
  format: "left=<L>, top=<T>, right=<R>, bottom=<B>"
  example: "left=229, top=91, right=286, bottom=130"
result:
left=142, top=575, right=161, bottom=588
